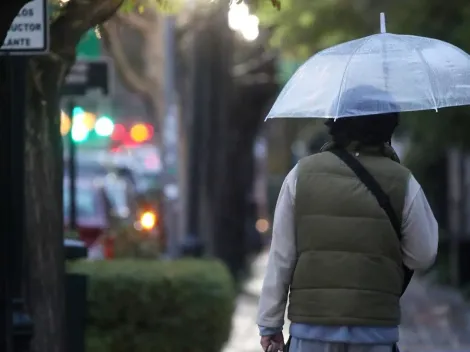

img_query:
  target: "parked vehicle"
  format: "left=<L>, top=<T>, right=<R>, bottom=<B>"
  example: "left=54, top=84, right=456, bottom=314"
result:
left=63, top=176, right=111, bottom=258
left=64, top=173, right=163, bottom=258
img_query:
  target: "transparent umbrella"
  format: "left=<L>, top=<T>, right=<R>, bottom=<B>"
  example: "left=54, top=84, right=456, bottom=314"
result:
left=266, top=13, right=470, bottom=119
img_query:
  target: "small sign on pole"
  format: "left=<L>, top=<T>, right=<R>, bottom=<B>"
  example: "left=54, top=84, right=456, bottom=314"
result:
left=62, top=59, right=113, bottom=97
left=0, top=0, right=49, bottom=55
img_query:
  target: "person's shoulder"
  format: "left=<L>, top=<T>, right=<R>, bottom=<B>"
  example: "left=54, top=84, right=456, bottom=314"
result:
left=374, top=153, right=411, bottom=176
left=404, top=172, right=422, bottom=199
left=380, top=160, right=412, bottom=189
left=298, top=151, right=331, bottom=165
left=390, top=159, right=412, bottom=174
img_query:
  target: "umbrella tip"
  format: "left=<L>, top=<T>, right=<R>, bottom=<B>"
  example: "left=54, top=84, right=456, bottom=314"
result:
left=380, top=12, right=386, bottom=33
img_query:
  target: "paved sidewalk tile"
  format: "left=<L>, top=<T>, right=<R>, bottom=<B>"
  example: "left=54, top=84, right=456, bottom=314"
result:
left=224, top=252, right=470, bottom=352
left=398, top=276, right=470, bottom=351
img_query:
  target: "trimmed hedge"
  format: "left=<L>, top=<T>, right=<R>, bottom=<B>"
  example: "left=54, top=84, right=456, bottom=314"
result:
left=67, top=259, right=236, bottom=352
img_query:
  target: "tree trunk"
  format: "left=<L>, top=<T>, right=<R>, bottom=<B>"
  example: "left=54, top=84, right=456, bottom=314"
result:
left=189, top=5, right=278, bottom=276
left=214, top=83, right=273, bottom=276
left=5, top=1, right=125, bottom=351
left=213, top=133, right=255, bottom=276
left=24, top=56, right=70, bottom=352
left=197, top=3, right=232, bottom=265
left=1, top=1, right=29, bottom=43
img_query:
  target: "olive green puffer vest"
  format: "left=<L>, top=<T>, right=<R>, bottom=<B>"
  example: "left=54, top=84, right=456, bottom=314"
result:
left=288, top=143, right=410, bottom=326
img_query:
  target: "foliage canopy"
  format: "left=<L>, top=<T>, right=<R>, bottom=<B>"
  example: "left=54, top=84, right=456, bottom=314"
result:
left=257, top=0, right=470, bottom=148
left=48, top=0, right=281, bottom=18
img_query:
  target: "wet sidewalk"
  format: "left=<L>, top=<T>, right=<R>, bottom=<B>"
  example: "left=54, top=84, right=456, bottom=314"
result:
left=224, top=252, right=470, bottom=352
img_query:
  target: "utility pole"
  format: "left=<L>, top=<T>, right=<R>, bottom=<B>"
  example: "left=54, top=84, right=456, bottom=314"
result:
left=448, top=148, right=465, bottom=286
left=211, top=0, right=237, bottom=273
left=184, top=9, right=211, bottom=257
left=162, top=15, right=181, bottom=257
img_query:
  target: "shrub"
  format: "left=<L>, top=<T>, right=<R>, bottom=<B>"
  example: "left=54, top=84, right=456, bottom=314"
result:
left=111, top=226, right=162, bottom=259
left=67, top=259, right=236, bottom=352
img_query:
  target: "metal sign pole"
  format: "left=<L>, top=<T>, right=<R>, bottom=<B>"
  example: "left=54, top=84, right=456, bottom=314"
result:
left=0, top=54, right=33, bottom=352
left=67, top=100, right=78, bottom=231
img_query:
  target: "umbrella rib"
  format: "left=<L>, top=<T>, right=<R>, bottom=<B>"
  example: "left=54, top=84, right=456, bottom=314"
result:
left=395, top=36, right=440, bottom=110
left=334, top=36, right=375, bottom=118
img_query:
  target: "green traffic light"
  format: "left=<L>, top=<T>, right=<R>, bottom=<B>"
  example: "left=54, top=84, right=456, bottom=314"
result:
left=72, top=106, right=85, bottom=117
left=70, top=106, right=88, bottom=142
left=95, top=116, right=114, bottom=136
left=71, top=124, right=89, bottom=142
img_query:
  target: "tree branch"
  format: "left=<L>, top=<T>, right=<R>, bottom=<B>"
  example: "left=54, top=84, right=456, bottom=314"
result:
left=0, top=1, right=29, bottom=44
left=101, top=20, right=152, bottom=96
left=115, top=10, right=152, bottom=32
left=50, top=0, right=125, bottom=61
left=235, top=72, right=277, bottom=85
left=232, top=50, right=277, bottom=77
left=29, top=0, right=125, bottom=97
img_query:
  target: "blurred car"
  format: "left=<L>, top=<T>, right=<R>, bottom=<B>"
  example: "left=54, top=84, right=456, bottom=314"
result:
left=102, top=169, right=163, bottom=241
left=102, top=151, right=165, bottom=246
left=64, top=173, right=162, bottom=258
left=64, top=145, right=165, bottom=245
left=63, top=176, right=110, bottom=258
left=133, top=171, right=161, bottom=193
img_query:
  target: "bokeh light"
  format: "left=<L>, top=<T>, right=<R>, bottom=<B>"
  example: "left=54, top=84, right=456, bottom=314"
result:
left=130, top=124, right=150, bottom=143
left=61, top=111, right=71, bottom=136
left=255, top=218, right=270, bottom=233
left=95, top=116, right=114, bottom=136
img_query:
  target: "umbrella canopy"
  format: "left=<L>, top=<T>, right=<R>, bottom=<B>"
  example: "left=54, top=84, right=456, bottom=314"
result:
left=266, top=19, right=470, bottom=119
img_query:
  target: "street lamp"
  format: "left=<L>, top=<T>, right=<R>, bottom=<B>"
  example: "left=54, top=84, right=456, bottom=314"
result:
left=228, top=1, right=249, bottom=30
left=240, top=14, right=259, bottom=41
left=228, top=1, right=259, bottom=41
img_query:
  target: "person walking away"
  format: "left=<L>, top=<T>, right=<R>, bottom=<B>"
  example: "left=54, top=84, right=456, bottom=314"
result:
left=257, top=110, right=438, bottom=352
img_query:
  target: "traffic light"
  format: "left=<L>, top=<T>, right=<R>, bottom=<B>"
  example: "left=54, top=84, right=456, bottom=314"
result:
left=72, top=106, right=85, bottom=117
left=95, top=116, right=114, bottom=136
left=71, top=106, right=89, bottom=142
left=110, top=123, right=154, bottom=147
left=61, top=106, right=116, bottom=143
left=130, top=123, right=153, bottom=143
left=71, top=123, right=89, bottom=142
left=60, top=111, right=71, bottom=136
left=111, top=124, right=126, bottom=141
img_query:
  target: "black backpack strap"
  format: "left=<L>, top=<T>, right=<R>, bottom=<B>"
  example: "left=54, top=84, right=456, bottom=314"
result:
left=329, top=149, right=413, bottom=295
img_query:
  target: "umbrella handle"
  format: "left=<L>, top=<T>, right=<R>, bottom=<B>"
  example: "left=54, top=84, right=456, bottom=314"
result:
left=380, top=12, right=387, bottom=33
